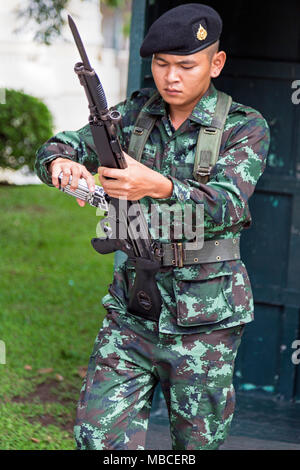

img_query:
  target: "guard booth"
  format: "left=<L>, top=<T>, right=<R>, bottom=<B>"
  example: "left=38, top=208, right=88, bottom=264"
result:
left=127, top=0, right=300, bottom=401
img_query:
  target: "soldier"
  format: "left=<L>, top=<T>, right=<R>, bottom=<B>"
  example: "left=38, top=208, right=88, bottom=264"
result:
left=35, top=3, right=270, bottom=450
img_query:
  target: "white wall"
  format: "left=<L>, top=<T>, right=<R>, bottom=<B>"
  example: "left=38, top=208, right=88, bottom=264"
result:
left=0, top=0, right=125, bottom=134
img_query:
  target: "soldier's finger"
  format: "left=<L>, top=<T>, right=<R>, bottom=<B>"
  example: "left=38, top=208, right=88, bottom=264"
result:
left=70, top=166, right=81, bottom=191
left=99, top=166, right=123, bottom=180
left=105, top=190, right=128, bottom=199
left=81, top=168, right=95, bottom=192
left=51, top=164, right=63, bottom=188
left=76, top=198, right=86, bottom=207
left=61, top=169, right=71, bottom=188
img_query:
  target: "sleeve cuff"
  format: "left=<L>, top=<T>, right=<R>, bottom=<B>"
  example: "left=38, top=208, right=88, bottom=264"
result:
left=166, top=175, right=191, bottom=203
left=36, top=154, right=74, bottom=186
left=148, top=176, right=192, bottom=205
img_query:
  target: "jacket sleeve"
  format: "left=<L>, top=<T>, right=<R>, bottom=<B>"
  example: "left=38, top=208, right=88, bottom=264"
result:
left=34, top=90, right=148, bottom=186
left=157, top=111, right=271, bottom=237
left=34, top=124, right=100, bottom=186
left=34, top=100, right=132, bottom=187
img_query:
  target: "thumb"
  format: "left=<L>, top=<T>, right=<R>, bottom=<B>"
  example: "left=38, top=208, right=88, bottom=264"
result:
left=76, top=198, right=86, bottom=207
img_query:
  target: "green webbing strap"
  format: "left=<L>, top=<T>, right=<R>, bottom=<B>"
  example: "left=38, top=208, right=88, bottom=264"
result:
left=128, top=92, right=159, bottom=162
left=128, top=90, right=232, bottom=183
left=193, top=91, right=232, bottom=183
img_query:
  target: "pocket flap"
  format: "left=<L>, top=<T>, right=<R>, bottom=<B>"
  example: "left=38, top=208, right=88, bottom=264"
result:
left=173, top=274, right=233, bottom=327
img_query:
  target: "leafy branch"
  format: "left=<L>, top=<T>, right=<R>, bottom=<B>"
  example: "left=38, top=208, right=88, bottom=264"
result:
left=15, top=0, right=128, bottom=45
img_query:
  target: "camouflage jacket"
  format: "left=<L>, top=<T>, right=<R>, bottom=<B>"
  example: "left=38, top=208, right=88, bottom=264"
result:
left=35, top=83, right=270, bottom=334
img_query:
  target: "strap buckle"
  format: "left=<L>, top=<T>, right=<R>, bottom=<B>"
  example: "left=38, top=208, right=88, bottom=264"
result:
left=203, top=127, right=218, bottom=135
left=171, top=242, right=184, bottom=268
left=133, top=127, right=144, bottom=136
left=195, top=165, right=212, bottom=177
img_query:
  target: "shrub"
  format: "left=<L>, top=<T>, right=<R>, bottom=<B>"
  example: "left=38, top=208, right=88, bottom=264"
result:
left=0, top=89, right=53, bottom=171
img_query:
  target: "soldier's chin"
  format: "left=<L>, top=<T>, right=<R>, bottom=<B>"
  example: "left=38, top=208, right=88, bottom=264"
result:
left=161, top=92, right=185, bottom=104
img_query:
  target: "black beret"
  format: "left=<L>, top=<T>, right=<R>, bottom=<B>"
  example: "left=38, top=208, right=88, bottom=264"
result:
left=140, top=3, right=222, bottom=58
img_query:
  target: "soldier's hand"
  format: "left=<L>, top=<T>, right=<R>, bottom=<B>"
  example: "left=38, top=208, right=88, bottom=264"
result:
left=49, top=157, right=95, bottom=207
left=98, top=152, right=173, bottom=200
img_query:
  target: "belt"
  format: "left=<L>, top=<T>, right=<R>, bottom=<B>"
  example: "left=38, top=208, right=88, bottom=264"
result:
left=161, top=237, right=240, bottom=267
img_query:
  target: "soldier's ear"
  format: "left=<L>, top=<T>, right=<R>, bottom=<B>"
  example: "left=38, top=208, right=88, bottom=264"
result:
left=210, top=51, right=226, bottom=79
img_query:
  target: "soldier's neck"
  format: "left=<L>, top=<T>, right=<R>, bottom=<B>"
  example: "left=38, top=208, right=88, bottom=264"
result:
left=168, top=107, right=192, bottom=130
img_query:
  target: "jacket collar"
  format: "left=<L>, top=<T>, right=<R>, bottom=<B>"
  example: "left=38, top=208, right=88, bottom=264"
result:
left=143, top=82, right=219, bottom=127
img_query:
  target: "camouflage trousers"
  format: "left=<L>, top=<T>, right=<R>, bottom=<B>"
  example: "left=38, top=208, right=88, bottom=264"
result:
left=74, top=310, right=244, bottom=450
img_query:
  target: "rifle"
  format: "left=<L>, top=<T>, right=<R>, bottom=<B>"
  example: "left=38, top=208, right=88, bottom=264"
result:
left=66, top=16, right=163, bottom=321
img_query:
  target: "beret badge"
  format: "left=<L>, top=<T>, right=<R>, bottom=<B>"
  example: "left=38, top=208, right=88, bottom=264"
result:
left=196, top=24, right=207, bottom=41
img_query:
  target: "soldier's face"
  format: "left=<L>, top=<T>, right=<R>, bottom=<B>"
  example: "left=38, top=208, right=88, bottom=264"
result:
left=151, top=49, right=225, bottom=109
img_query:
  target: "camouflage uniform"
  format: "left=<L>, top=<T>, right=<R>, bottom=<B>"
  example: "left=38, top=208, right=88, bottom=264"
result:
left=35, top=83, right=270, bottom=450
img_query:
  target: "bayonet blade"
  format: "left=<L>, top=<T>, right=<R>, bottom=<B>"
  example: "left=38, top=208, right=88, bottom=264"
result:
left=68, top=15, right=92, bottom=71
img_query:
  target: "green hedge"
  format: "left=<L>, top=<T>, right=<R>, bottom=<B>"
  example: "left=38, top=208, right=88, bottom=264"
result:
left=0, top=89, right=53, bottom=171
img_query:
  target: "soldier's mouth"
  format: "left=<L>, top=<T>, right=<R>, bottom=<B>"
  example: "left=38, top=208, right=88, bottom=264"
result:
left=165, top=89, right=182, bottom=95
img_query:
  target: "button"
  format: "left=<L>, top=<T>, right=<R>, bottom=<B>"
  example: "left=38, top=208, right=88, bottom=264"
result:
left=215, top=241, right=219, bottom=246
left=194, top=258, right=198, bottom=262
left=216, top=256, right=221, bottom=261
left=233, top=239, right=236, bottom=244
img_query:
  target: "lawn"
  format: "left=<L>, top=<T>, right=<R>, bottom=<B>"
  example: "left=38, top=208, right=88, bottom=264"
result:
left=0, top=183, right=114, bottom=450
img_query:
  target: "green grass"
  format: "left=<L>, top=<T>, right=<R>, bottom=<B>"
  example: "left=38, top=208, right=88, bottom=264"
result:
left=0, top=184, right=114, bottom=450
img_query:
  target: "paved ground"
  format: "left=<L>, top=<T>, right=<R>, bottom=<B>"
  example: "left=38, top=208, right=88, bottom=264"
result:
left=145, top=391, right=300, bottom=450
left=221, top=436, right=300, bottom=450
left=145, top=422, right=300, bottom=450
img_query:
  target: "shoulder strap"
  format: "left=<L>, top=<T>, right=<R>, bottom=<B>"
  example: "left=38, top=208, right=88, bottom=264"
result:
left=128, top=89, right=232, bottom=181
left=128, top=91, right=159, bottom=162
left=193, top=90, right=232, bottom=184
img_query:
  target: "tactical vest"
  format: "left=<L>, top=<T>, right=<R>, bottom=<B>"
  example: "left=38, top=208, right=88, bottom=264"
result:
left=127, top=90, right=241, bottom=267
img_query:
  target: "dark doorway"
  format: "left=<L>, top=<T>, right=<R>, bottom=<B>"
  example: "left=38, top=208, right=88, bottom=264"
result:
left=128, top=0, right=300, bottom=400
